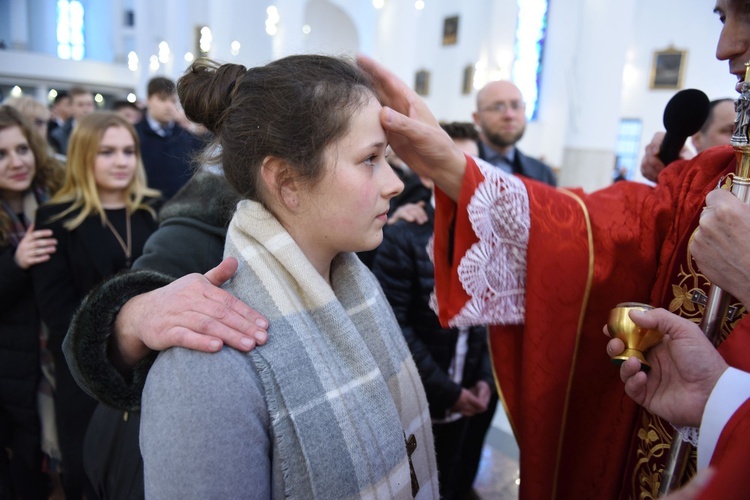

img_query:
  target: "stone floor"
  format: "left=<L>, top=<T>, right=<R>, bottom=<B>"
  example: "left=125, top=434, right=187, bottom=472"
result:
left=472, top=408, right=520, bottom=500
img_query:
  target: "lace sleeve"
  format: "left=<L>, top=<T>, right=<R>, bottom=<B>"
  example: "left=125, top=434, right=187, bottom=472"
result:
left=431, top=158, right=530, bottom=327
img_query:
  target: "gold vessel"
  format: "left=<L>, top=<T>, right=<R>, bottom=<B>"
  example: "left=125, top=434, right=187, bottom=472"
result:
left=607, top=302, right=663, bottom=371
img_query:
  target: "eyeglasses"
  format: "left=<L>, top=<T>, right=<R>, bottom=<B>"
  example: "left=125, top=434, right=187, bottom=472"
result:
left=479, top=101, right=525, bottom=114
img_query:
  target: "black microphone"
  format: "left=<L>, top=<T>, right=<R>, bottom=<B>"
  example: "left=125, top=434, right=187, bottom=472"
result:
left=658, top=89, right=711, bottom=165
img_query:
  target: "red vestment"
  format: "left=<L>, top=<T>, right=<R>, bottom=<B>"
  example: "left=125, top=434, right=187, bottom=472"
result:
left=433, top=146, right=750, bottom=499
left=699, top=398, right=750, bottom=499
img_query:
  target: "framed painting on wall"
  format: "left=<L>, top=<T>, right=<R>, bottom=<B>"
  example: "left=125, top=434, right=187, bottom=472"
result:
left=442, top=16, right=459, bottom=46
left=462, top=64, right=474, bottom=95
left=415, top=70, right=430, bottom=96
left=650, top=47, right=687, bottom=89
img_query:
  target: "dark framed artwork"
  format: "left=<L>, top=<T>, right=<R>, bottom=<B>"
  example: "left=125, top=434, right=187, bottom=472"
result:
left=650, top=48, right=687, bottom=89
left=442, top=15, right=459, bottom=46
left=415, top=70, right=430, bottom=96
left=462, top=64, right=474, bottom=95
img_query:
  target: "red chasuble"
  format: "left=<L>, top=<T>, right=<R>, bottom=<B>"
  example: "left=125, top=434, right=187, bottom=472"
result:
left=698, top=398, right=750, bottom=499
left=433, top=146, right=750, bottom=499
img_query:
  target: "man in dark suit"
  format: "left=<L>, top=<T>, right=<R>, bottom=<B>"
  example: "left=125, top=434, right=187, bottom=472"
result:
left=473, top=80, right=557, bottom=186
left=49, top=86, right=95, bottom=155
left=135, top=77, right=204, bottom=201
left=47, top=90, right=71, bottom=138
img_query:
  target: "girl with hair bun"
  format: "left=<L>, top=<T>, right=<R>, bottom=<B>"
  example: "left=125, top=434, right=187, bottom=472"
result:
left=32, top=111, right=159, bottom=498
left=140, top=55, right=439, bottom=498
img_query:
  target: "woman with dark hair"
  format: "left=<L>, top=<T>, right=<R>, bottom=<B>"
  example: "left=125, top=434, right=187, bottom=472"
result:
left=32, top=111, right=159, bottom=499
left=139, top=55, right=438, bottom=498
left=0, top=105, right=63, bottom=499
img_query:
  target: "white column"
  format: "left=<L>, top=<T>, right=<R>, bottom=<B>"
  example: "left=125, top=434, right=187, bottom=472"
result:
left=133, top=0, right=156, bottom=98
left=373, top=0, right=419, bottom=91
left=9, top=0, right=29, bottom=50
left=557, top=0, right=636, bottom=190
left=272, top=0, right=305, bottom=59
left=85, top=1, right=114, bottom=62
left=162, top=0, right=190, bottom=80
left=26, top=0, right=58, bottom=55
left=110, top=0, right=125, bottom=64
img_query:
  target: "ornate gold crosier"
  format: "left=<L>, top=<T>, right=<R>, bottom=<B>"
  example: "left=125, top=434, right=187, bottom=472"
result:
left=658, top=61, right=750, bottom=496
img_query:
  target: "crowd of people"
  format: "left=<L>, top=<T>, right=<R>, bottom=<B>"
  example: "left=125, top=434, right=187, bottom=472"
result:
left=2, top=1, right=750, bottom=499
left=0, top=75, right=206, bottom=498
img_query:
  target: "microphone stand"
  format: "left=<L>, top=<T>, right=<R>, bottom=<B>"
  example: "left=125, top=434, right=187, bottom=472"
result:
left=659, top=63, right=750, bottom=496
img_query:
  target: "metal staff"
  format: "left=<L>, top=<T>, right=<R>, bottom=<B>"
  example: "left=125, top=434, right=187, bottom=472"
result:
left=659, top=62, right=750, bottom=496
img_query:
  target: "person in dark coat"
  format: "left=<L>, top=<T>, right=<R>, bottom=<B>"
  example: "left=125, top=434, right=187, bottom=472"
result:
left=48, top=86, right=95, bottom=156
left=473, top=80, right=557, bottom=186
left=371, top=200, right=494, bottom=499
left=0, top=105, right=64, bottom=500
left=33, top=112, right=159, bottom=499
left=62, top=169, right=244, bottom=499
left=135, top=77, right=205, bottom=201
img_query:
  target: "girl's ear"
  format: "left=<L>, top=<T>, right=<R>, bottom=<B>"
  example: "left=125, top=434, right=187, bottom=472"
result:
left=261, top=156, right=299, bottom=209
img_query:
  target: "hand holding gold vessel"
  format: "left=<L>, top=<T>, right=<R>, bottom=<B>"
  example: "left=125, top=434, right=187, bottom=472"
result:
left=606, top=302, right=664, bottom=371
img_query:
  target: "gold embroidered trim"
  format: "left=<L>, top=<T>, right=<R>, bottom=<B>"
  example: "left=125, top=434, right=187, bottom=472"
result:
left=552, top=188, right=595, bottom=500
left=630, top=223, right=742, bottom=496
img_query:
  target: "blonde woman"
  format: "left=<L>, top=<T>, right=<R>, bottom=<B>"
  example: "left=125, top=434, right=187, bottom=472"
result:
left=33, top=111, right=159, bottom=499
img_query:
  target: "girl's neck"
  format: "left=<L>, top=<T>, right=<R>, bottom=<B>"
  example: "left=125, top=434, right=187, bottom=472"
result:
left=277, top=211, right=334, bottom=285
left=0, top=189, right=25, bottom=214
left=98, top=189, right=127, bottom=209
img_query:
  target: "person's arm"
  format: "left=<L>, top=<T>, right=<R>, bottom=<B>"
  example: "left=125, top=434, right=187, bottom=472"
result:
left=64, top=258, right=268, bottom=411
left=31, top=208, right=82, bottom=356
left=698, top=367, right=750, bottom=469
left=605, top=307, right=728, bottom=428
left=640, top=132, right=695, bottom=183
left=140, top=346, right=271, bottom=498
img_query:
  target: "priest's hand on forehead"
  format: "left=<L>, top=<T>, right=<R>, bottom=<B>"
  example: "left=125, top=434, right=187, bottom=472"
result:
left=356, top=55, right=466, bottom=201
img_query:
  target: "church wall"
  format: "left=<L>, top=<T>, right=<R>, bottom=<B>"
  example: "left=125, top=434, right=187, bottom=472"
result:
left=0, top=0, right=734, bottom=189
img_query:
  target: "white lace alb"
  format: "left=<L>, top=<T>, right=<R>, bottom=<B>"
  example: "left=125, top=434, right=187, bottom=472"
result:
left=430, top=158, right=530, bottom=328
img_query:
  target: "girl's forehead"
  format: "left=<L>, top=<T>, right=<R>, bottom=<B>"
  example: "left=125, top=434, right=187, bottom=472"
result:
left=0, top=125, right=26, bottom=142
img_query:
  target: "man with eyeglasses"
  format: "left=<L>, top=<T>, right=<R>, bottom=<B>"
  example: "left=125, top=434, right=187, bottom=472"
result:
left=472, top=80, right=557, bottom=186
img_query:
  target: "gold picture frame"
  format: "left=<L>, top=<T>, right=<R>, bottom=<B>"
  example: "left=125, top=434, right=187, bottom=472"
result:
left=442, top=16, right=459, bottom=46
left=650, top=47, right=687, bottom=90
left=415, top=70, right=430, bottom=96
left=462, top=64, right=474, bottom=95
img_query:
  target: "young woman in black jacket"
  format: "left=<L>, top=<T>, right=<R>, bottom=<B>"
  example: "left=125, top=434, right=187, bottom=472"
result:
left=0, top=105, right=64, bottom=499
left=32, top=112, right=159, bottom=499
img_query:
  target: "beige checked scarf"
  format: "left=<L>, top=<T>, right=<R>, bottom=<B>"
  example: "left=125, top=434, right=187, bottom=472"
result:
left=224, top=200, right=438, bottom=499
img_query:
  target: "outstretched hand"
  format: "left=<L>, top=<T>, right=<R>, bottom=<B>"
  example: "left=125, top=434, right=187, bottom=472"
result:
left=604, top=308, right=727, bottom=427
left=113, top=257, right=268, bottom=367
left=357, top=55, right=467, bottom=201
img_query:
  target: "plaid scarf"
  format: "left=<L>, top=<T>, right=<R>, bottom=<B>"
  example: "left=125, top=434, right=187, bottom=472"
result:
left=3, top=186, right=48, bottom=247
left=224, top=200, right=438, bottom=499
